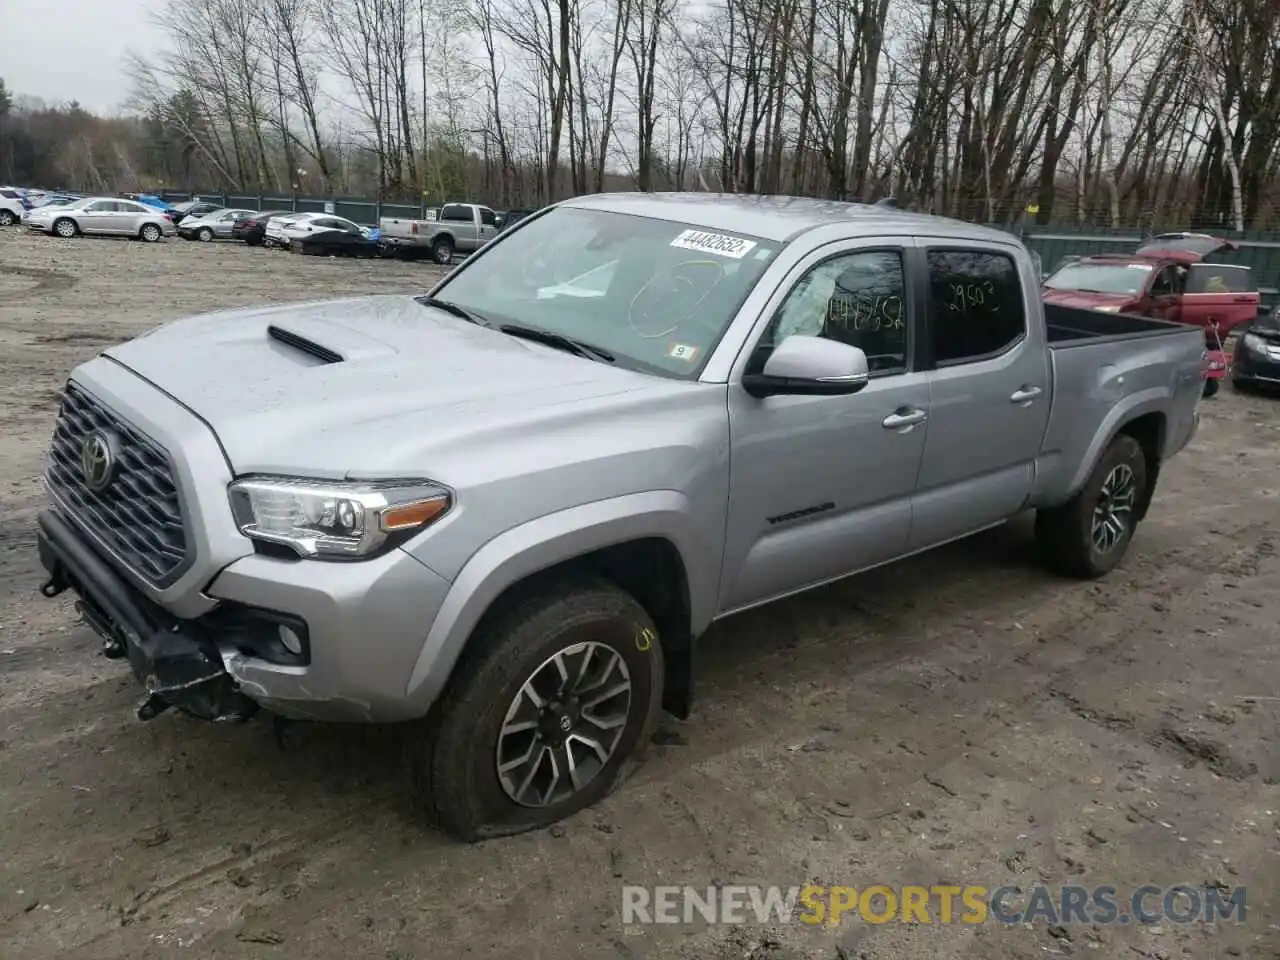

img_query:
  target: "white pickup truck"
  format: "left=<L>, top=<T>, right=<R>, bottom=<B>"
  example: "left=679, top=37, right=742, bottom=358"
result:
left=378, top=202, right=500, bottom=264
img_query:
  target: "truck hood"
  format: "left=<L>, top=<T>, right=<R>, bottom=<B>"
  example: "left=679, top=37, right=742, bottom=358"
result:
left=103, top=295, right=660, bottom=476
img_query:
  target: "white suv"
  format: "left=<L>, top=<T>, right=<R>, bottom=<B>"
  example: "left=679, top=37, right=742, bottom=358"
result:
left=0, top=187, right=28, bottom=226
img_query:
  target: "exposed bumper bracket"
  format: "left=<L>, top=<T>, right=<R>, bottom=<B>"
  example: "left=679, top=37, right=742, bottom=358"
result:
left=36, top=509, right=259, bottom=723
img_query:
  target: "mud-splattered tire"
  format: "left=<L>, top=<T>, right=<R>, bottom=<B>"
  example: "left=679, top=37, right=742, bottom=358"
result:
left=1036, top=434, right=1147, bottom=579
left=408, top=577, right=664, bottom=842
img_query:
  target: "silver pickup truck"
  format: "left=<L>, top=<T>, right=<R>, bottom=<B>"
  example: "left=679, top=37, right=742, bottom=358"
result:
left=36, top=194, right=1205, bottom=840
left=378, top=202, right=499, bottom=264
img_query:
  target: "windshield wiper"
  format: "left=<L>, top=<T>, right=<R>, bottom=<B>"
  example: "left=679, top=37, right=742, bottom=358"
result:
left=417, top=296, right=492, bottom=327
left=498, top=323, right=616, bottom=363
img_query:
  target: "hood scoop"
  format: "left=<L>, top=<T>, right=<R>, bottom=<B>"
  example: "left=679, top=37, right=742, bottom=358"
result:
left=269, top=324, right=344, bottom=364
left=262, top=312, right=405, bottom=366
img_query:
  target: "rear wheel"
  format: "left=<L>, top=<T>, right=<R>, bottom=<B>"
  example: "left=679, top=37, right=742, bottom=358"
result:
left=197, top=227, right=214, bottom=242
left=54, top=218, right=77, bottom=238
left=432, top=236, right=454, bottom=265
left=1202, top=378, right=1219, bottom=398
left=139, top=223, right=162, bottom=242
left=408, top=578, right=664, bottom=841
left=1036, top=434, right=1147, bottom=579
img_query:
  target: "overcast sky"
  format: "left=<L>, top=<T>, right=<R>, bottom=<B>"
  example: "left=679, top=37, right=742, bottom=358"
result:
left=4, top=0, right=159, bottom=113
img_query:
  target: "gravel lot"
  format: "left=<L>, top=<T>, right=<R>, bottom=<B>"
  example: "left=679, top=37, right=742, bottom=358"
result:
left=1, top=226, right=1278, bottom=960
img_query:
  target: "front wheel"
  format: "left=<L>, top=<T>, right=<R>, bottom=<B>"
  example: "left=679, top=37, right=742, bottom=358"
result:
left=1202, top=378, right=1220, bottom=398
left=409, top=578, right=664, bottom=841
left=1036, top=434, right=1148, bottom=579
left=0, top=210, right=16, bottom=226
left=54, top=218, right=77, bottom=238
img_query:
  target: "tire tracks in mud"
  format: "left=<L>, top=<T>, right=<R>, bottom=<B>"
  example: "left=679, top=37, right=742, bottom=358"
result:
left=0, top=264, right=77, bottom=300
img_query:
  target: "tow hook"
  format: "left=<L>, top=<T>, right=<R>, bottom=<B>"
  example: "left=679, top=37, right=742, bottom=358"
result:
left=39, top=575, right=67, bottom=598
left=137, top=693, right=172, bottom=721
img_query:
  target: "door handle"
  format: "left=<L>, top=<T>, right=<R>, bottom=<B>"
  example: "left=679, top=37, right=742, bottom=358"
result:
left=882, top=407, right=927, bottom=430
left=1010, top=385, right=1043, bottom=404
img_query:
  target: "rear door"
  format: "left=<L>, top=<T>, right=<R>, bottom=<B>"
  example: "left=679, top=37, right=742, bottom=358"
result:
left=477, top=207, right=499, bottom=247
left=1183, top=263, right=1258, bottom=338
left=909, top=242, right=1051, bottom=550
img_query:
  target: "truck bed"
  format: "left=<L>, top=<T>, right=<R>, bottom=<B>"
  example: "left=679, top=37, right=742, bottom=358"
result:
left=1033, top=301, right=1205, bottom=508
left=1045, top=303, right=1191, bottom=346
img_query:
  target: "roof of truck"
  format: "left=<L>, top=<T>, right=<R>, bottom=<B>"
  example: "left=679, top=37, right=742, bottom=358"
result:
left=559, top=192, right=1019, bottom=246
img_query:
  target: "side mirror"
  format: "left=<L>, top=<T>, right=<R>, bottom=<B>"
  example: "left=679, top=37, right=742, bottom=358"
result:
left=742, top=335, right=870, bottom=399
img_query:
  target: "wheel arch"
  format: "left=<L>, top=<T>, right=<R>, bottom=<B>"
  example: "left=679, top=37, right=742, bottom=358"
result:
left=404, top=491, right=713, bottom=720
left=1064, top=392, right=1167, bottom=512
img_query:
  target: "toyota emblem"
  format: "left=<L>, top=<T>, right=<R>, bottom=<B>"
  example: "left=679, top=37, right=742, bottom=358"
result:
left=81, top=430, right=117, bottom=493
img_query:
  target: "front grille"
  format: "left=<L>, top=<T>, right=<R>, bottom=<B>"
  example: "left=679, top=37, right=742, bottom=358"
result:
left=46, top=383, right=190, bottom=586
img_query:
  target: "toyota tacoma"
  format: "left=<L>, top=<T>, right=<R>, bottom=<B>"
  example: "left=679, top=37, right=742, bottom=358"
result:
left=37, top=193, right=1206, bottom=840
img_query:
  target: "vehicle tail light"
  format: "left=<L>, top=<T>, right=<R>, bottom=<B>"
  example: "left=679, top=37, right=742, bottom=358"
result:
left=411, top=222, right=418, bottom=234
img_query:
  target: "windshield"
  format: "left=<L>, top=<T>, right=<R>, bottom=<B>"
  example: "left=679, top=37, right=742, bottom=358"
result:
left=428, top=207, right=779, bottom=378
left=1043, top=261, right=1151, bottom=295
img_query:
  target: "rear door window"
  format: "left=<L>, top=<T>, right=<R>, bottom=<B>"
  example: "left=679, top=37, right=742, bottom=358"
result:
left=1187, top=264, right=1255, bottom=294
left=925, top=250, right=1026, bottom=365
left=440, top=205, right=472, bottom=223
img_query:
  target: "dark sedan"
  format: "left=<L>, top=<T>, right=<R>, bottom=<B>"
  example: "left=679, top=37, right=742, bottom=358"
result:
left=169, top=199, right=224, bottom=225
left=292, top=225, right=380, bottom=258
left=1232, top=306, right=1280, bottom=392
left=231, top=210, right=293, bottom=246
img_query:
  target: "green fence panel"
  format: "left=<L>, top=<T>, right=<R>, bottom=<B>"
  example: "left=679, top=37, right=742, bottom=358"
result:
left=333, top=200, right=379, bottom=225
left=380, top=202, right=422, bottom=220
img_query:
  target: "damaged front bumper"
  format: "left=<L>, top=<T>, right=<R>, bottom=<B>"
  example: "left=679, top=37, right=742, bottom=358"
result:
left=37, top=508, right=262, bottom=722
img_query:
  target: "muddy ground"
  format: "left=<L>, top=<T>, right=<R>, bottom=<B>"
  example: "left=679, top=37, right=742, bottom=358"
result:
left=0, top=226, right=1277, bottom=960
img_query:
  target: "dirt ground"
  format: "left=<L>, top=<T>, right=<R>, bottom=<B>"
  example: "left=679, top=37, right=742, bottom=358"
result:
left=1, top=226, right=1278, bottom=960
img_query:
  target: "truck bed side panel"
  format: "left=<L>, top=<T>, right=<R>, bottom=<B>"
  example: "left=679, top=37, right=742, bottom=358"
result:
left=1032, top=326, right=1203, bottom=507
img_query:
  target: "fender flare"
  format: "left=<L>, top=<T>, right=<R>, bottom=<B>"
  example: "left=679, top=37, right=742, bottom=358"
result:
left=1064, top=387, right=1169, bottom=498
left=402, top=490, right=714, bottom=713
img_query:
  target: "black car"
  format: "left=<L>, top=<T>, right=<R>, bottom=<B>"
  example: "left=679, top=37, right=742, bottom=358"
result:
left=496, top=208, right=534, bottom=231
left=292, top=225, right=380, bottom=258
left=1232, top=305, right=1280, bottom=392
left=170, top=200, right=224, bottom=225
left=232, top=210, right=293, bottom=246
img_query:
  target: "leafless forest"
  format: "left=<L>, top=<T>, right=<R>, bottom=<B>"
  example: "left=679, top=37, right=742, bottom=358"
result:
left=1, top=0, right=1278, bottom=227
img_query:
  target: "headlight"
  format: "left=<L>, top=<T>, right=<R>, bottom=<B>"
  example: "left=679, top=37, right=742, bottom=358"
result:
left=228, top=476, right=451, bottom=559
left=1242, top=332, right=1265, bottom=353
left=1092, top=304, right=1122, bottom=313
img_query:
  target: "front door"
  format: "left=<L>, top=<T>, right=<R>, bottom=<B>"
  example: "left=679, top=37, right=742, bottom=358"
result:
left=79, top=200, right=116, bottom=233
left=720, top=240, right=930, bottom=613
left=908, top=243, right=1052, bottom=550
left=1146, top=264, right=1181, bottom=321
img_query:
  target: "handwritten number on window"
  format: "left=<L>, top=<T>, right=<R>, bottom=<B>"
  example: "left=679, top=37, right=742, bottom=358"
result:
left=946, top=281, right=998, bottom=314
left=826, top=294, right=904, bottom=331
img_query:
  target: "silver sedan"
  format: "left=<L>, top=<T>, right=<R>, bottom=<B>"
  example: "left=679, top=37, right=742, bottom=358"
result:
left=24, top=197, right=177, bottom=242
left=178, top=208, right=258, bottom=242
